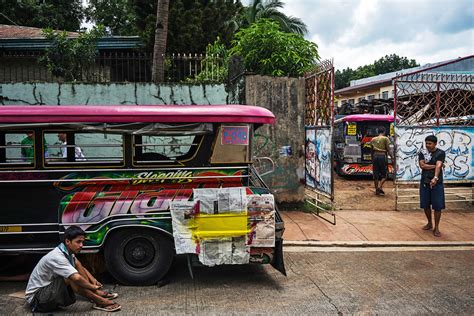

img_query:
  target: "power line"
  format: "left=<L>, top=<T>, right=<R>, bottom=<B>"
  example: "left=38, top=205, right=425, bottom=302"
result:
left=0, top=12, right=19, bottom=26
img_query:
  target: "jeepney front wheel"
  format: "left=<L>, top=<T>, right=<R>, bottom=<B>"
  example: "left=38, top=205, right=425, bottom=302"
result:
left=104, top=228, right=174, bottom=286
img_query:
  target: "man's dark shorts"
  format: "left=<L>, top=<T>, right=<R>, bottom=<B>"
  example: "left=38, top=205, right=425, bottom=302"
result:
left=31, top=277, right=76, bottom=312
left=372, top=154, right=388, bottom=180
left=420, top=182, right=445, bottom=211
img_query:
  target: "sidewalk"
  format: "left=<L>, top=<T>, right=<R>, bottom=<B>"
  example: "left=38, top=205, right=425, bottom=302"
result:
left=281, top=210, right=474, bottom=245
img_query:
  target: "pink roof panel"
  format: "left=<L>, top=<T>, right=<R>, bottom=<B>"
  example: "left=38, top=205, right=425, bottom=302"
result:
left=0, top=105, right=275, bottom=124
left=340, top=114, right=394, bottom=122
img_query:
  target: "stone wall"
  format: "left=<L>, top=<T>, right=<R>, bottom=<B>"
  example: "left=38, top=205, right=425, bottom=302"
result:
left=0, top=82, right=241, bottom=105
left=245, top=75, right=305, bottom=203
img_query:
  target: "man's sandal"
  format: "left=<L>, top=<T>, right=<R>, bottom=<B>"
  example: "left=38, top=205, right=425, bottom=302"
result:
left=102, top=290, right=119, bottom=300
left=93, top=303, right=121, bottom=312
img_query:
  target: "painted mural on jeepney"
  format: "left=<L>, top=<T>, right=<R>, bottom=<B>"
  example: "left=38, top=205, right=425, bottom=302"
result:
left=305, top=128, right=332, bottom=195
left=341, top=163, right=395, bottom=175
left=55, top=168, right=247, bottom=244
left=396, top=127, right=474, bottom=182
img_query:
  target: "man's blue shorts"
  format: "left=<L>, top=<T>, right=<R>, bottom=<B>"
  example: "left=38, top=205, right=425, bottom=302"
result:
left=420, top=182, right=445, bottom=211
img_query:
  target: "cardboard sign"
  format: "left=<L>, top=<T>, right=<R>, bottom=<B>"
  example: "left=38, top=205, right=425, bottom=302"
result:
left=221, top=126, right=249, bottom=145
left=347, top=123, right=357, bottom=136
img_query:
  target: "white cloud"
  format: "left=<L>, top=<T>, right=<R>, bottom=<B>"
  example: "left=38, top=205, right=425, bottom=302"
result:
left=280, top=0, right=474, bottom=69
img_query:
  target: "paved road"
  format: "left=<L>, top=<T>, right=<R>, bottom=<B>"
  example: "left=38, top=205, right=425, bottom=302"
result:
left=0, top=250, right=473, bottom=315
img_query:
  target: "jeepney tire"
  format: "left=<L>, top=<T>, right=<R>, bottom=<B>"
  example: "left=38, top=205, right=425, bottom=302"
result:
left=104, top=228, right=174, bottom=286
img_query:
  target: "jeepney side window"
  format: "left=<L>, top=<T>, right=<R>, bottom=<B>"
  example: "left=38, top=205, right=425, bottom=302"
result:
left=0, top=131, right=35, bottom=167
left=133, top=135, right=200, bottom=164
left=210, top=124, right=250, bottom=164
left=44, top=132, right=123, bottom=164
left=334, top=123, right=344, bottom=139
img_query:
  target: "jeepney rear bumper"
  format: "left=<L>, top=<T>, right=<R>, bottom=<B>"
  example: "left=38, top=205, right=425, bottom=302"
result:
left=271, top=205, right=286, bottom=276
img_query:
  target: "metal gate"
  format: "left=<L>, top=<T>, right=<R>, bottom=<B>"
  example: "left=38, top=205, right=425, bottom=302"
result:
left=304, top=59, right=336, bottom=224
left=394, top=57, right=474, bottom=209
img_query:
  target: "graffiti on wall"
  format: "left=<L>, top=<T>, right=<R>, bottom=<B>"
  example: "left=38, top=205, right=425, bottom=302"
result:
left=396, top=127, right=474, bottom=181
left=305, top=128, right=332, bottom=194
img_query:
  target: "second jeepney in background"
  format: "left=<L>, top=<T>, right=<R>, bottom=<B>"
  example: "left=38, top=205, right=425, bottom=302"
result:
left=334, top=114, right=394, bottom=177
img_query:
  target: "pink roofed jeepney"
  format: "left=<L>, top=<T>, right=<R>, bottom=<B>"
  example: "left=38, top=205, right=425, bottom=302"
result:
left=334, top=114, right=395, bottom=177
left=0, top=105, right=285, bottom=285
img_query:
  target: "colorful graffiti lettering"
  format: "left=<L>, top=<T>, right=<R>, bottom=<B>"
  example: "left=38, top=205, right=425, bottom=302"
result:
left=61, top=188, right=192, bottom=230
left=131, top=170, right=193, bottom=184
left=396, top=127, right=474, bottom=181
left=222, top=126, right=249, bottom=145
left=305, top=128, right=332, bottom=195
left=57, top=169, right=247, bottom=233
left=342, top=163, right=394, bottom=175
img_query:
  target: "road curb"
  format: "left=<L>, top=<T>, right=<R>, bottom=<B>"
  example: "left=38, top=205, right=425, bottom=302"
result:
left=283, top=240, right=474, bottom=247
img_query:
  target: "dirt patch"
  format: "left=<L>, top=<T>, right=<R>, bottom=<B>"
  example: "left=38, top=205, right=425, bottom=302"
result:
left=334, top=175, right=473, bottom=212
left=334, top=175, right=396, bottom=211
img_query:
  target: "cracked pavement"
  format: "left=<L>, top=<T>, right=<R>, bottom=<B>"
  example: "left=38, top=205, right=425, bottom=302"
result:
left=0, top=250, right=473, bottom=314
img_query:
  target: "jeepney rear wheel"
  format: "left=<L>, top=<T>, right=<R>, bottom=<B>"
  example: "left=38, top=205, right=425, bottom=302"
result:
left=104, top=229, right=174, bottom=286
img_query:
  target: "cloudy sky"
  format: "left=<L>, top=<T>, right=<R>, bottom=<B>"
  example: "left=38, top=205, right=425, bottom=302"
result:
left=268, top=0, right=473, bottom=70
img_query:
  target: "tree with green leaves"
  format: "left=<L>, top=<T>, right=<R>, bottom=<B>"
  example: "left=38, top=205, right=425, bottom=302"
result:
left=85, top=0, right=242, bottom=53
left=237, top=0, right=307, bottom=35
left=230, top=19, right=318, bottom=77
left=85, top=0, right=137, bottom=35
left=335, top=54, right=420, bottom=89
left=0, top=0, right=84, bottom=31
left=373, top=54, right=418, bottom=75
left=335, top=68, right=356, bottom=90
left=39, top=26, right=106, bottom=81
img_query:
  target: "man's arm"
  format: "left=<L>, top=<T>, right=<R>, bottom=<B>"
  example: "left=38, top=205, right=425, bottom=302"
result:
left=385, top=137, right=394, bottom=160
left=430, top=160, right=443, bottom=188
left=68, top=272, right=100, bottom=291
left=75, top=259, right=102, bottom=287
left=418, top=153, right=436, bottom=170
left=434, top=160, right=442, bottom=178
left=419, top=159, right=436, bottom=170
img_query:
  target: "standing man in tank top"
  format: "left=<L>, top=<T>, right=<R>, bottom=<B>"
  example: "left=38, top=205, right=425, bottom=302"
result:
left=370, top=127, right=393, bottom=196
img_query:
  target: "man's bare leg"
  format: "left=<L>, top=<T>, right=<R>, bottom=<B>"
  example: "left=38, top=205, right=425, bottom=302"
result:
left=76, top=264, right=94, bottom=283
left=374, top=179, right=379, bottom=194
left=66, top=280, right=119, bottom=309
left=433, top=210, right=442, bottom=237
left=423, top=208, right=433, bottom=230
left=75, top=262, right=111, bottom=298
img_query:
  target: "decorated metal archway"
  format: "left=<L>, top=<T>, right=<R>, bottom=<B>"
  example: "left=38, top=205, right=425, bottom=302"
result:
left=304, top=59, right=336, bottom=224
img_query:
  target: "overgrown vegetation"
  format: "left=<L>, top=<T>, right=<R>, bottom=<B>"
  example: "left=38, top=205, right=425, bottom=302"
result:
left=0, top=0, right=84, bottom=32
left=188, top=37, right=230, bottom=83
left=39, top=26, right=106, bottom=81
left=230, top=19, right=319, bottom=77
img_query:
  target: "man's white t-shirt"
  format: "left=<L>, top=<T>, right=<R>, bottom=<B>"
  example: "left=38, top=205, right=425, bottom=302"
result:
left=60, top=141, right=86, bottom=160
left=25, top=247, right=78, bottom=303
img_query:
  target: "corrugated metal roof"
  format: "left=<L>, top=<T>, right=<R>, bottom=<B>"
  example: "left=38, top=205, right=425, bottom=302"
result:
left=0, top=24, right=78, bottom=38
left=0, top=24, right=142, bottom=50
left=335, top=56, right=471, bottom=95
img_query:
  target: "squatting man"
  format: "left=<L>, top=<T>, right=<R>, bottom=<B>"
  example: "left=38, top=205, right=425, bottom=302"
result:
left=25, top=226, right=121, bottom=312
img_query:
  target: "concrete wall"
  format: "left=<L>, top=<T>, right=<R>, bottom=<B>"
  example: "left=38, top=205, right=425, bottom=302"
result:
left=245, top=75, right=305, bottom=203
left=0, top=82, right=241, bottom=105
